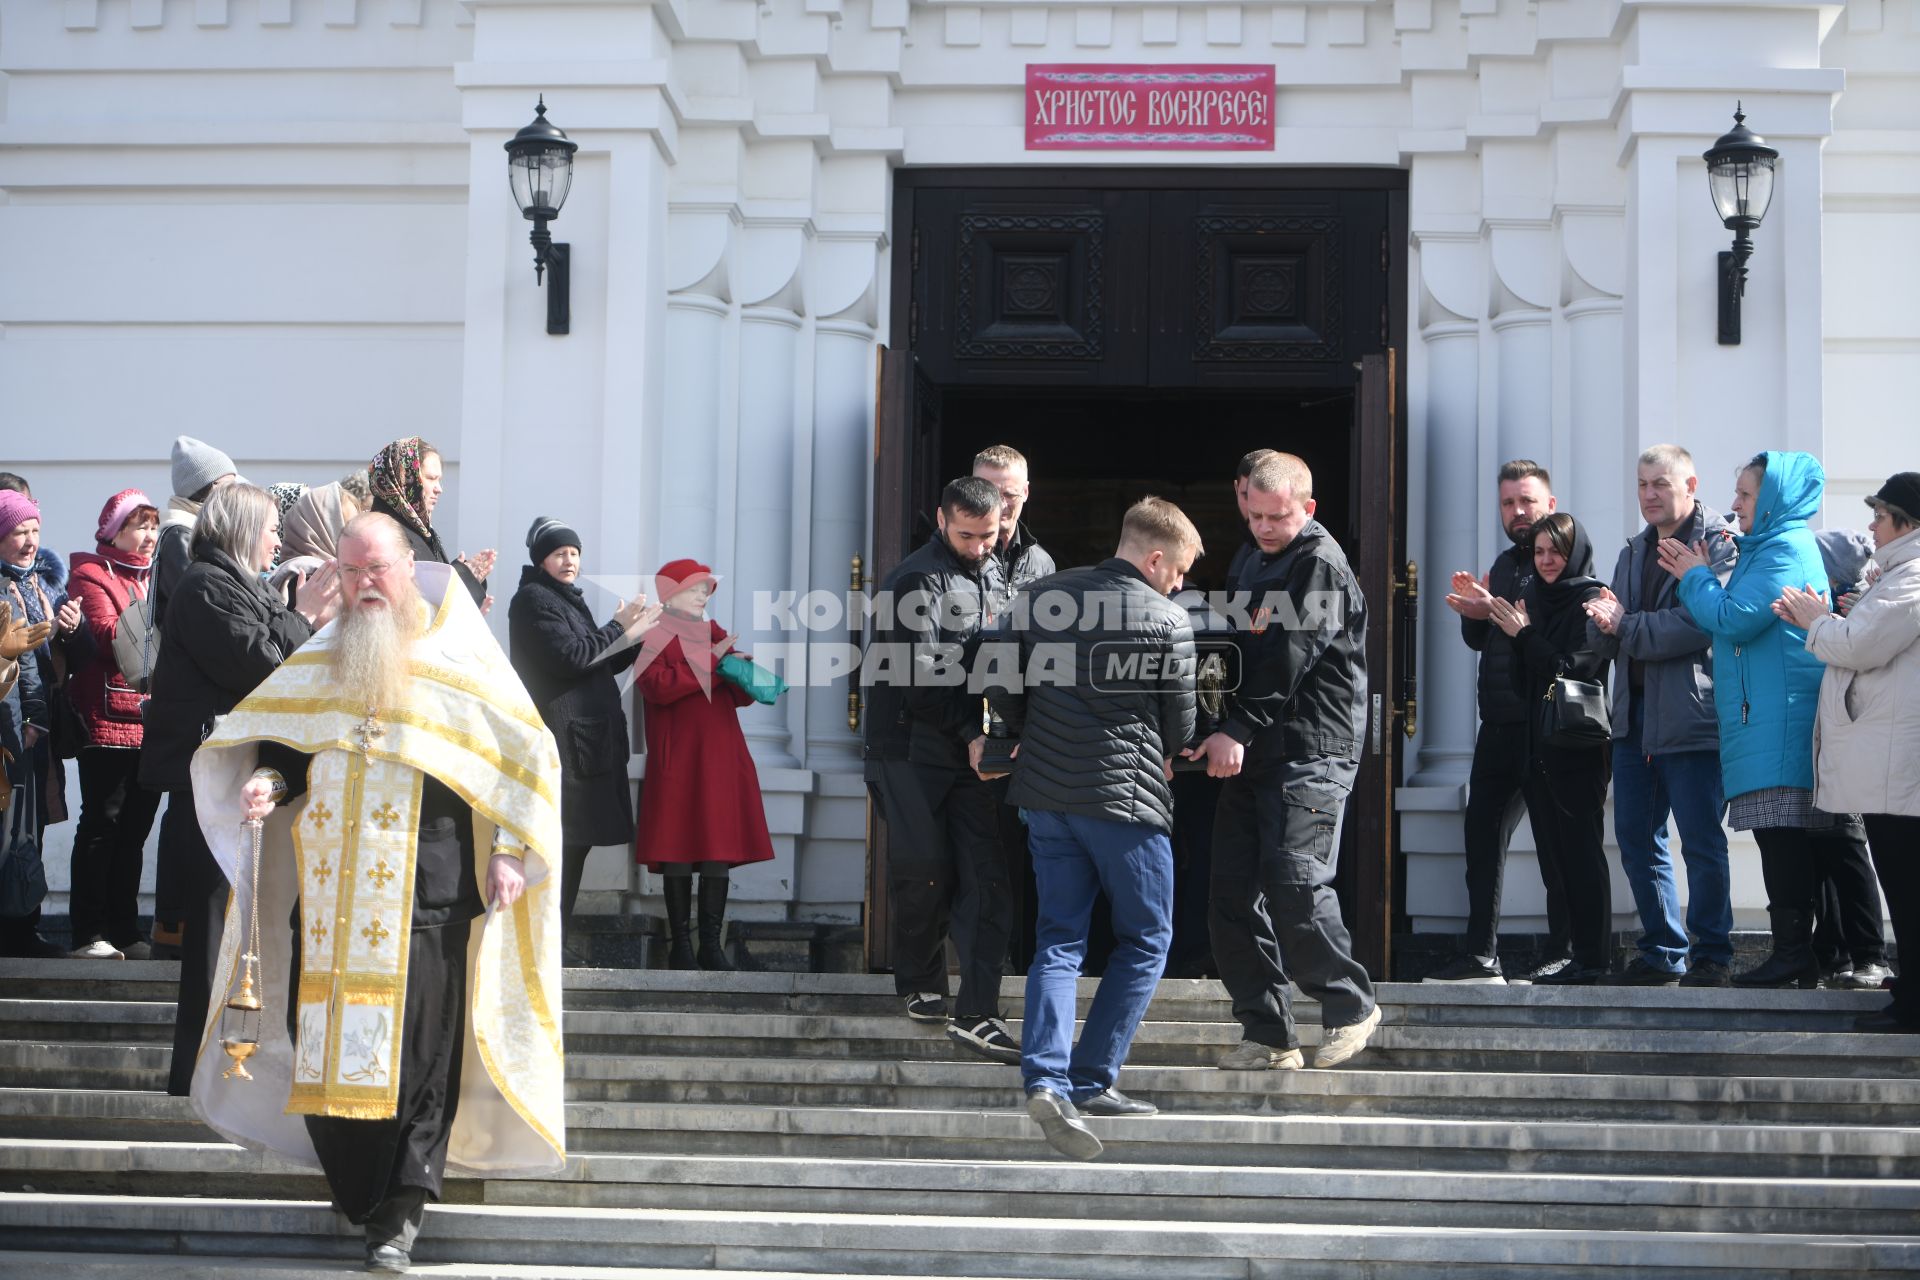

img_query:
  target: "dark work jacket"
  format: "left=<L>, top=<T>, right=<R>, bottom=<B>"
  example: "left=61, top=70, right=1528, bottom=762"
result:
left=139, top=547, right=312, bottom=792
left=991, top=522, right=1055, bottom=604
left=1226, top=529, right=1259, bottom=591
left=507, top=565, right=635, bottom=847
left=988, top=558, right=1196, bottom=831
left=258, top=742, right=483, bottom=928
left=867, top=532, right=1005, bottom=773
left=1220, top=520, right=1368, bottom=768
left=150, top=521, right=193, bottom=629
left=1462, top=541, right=1536, bottom=726
left=1512, top=577, right=1610, bottom=773
left=373, top=496, right=485, bottom=607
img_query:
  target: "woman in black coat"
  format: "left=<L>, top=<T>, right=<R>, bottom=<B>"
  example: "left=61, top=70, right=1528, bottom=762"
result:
left=508, top=516, right=659, bottom=951
left=1487, top=512, right=1614, bottom=985
left=139, top=483, right=339, bottom=1094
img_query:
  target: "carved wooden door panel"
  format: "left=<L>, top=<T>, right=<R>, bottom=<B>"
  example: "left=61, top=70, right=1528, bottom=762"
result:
left=909, top=188, right=1151, bottom=388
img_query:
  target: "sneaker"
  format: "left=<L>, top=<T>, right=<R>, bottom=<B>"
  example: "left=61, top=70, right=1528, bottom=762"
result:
left=1312, top=1005, right=1383, bottom=1068
left=1507, top=957, right=1572, bottom=985
left=1835, top=962, right=1893, bottom=991
left=1025, top=1087, right=1103, bottom=1161
left=116, top=940, right=156, bottom=962
left=68, top=939, right=125, bottom=960
left=1534, top=961, right=1608, bottom=986
left=1218, top=1040, right=1304, bottom=1071
left=1601, top=957, right=1682, bottom=987
left=1074, top=1087, right=1158, bottom=1117
left=1678, top=959, right=1732, bottom=988
left=904, top=992, right=949, bottom=1023
left=1423, top=955, right=1505, bottom=984
left=947, top=1016, right=1021, bottom=1065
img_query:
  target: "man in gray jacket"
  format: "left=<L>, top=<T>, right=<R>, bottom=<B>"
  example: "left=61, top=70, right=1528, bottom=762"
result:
left=1585, top=444, right=1739, bottom=986
left=987, top=497, right=1200, bottom=1161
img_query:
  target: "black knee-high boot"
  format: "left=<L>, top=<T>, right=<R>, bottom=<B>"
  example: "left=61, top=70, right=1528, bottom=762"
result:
left=697, top=875, right=735, bottom=972
left=662, top=876, right=697, bottom=970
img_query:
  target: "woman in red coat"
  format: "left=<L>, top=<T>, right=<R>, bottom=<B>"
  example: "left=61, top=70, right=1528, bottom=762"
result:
left=634, top=559, right=774, bottom=969
left=65, top=490, right=166, bottom=958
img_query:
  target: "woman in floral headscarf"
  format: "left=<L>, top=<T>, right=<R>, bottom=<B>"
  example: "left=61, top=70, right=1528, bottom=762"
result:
left=368, top=438, right=493, bottom=606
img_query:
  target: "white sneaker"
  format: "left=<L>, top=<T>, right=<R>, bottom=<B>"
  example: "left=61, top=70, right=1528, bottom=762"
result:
left=1312, top=1006, right=1382, bottom=1068
left=1217, top=1040, right=1305, bottom=1071
left=68, top=940, right=125, bottom=960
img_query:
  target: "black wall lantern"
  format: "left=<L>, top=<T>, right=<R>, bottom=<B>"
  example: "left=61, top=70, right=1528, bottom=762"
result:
left=1703, top=103, right=1778, bottom=346
left=505, top=96, right=578, bottom=336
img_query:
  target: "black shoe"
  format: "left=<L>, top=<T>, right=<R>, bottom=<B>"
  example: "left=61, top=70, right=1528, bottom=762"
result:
left=0, top=933, right=67, bottom=960
left=1602, top=957, right=1682, bottom=987
left=904, top=992, right=949, bottom=1023
left=1025, top=1087, right=1102, bottom=1161
left=947, top=1016, right=1021, bottom=1065
left=1506, top=957, right=1572, bottom=985
left=1534, top=962, right=1608, bottom=986
left=1074, top=1088, right=1158, bottom=1117
left=1678, top=959, right=1732, bottom=988
left=116, top=940, right=156, bottom=962
left=1732, top=953, right=1820, bottom=989
left=365, top=1244, right=411, bottom=1273
left=1422, top=955, right=1505, bottom=984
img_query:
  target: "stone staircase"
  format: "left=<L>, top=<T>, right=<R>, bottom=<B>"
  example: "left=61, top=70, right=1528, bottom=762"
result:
left=0, top=959, right=1917, bottom=1277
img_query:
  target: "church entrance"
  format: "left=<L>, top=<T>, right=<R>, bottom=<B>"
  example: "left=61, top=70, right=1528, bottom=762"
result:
left=866, top=168, right=1413, bottom=978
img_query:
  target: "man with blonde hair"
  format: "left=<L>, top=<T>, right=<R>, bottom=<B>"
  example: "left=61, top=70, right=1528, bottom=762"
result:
left=988, top=496, right=1200, bottom=1158
left=1186, top=454, right=1380, bottom=1070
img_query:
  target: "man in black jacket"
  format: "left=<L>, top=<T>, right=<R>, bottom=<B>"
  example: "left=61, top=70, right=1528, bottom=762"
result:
left=1224, top=448, right=1277, bottom=589
left=867, top=476, right=1018, bottom=1063
left=973, top=445, right=1056, bottom=598
left=1429, top=459, right=1567, bottom=984
left=1187, top=453, right=1380, bottom=1070
left=987, top=497, right=1200, bottom=1159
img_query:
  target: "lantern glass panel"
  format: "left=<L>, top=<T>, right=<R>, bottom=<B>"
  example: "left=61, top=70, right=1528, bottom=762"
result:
left=1708, top=155, right=1775, bottom=226
left=509, top=148, right=574, bottom=219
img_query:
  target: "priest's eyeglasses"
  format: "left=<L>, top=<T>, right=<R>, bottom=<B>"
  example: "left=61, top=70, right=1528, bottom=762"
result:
left=339, top=561, right=398, bottom=579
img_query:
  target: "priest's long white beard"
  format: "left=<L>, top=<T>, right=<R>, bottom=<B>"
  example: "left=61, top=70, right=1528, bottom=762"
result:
left=330, top=586, right=424, bottom=711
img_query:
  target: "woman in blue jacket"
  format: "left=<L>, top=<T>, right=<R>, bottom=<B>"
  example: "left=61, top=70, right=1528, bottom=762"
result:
left=1663, top=451, right=1830, bottom=987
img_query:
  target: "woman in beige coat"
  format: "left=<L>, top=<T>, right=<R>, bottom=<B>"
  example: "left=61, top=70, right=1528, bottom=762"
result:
left=1776, top=471, right=1920, bottom=1033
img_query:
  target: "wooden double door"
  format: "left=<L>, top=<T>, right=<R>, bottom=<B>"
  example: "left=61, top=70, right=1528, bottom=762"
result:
left=869, top=170, right=1413, bottom=978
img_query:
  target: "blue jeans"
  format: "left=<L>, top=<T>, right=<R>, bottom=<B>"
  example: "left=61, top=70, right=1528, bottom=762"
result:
left=1021, top=809, right=1173, bottom=1101
left=1612, top=697, right=1733, bottom=970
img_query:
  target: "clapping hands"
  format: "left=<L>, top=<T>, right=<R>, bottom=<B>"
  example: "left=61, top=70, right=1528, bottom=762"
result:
left=1771, top=583, right=1829, bottom=631
left=1584, top=587, right=1624, bottom=635
left=1444, top=571, right=1495, bottom=619
left=1486, top=595, right=1530, bottom=638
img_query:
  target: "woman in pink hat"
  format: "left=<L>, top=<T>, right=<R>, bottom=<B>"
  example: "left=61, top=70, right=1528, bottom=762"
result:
left=632, top=559, right=774, bottom=969
left=64, top=490, right=167, bottom=958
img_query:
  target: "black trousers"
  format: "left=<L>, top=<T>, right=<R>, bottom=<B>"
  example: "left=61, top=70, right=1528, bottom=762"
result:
left=165, top=786, right=230, bottom=1097
left=873, top=758, right=1011, bottom=1021
left=1208, top=757, right=1375, bottom=1047
left=68, top=747, right=163, bottom=947
left=1462, top=724, right=1568, bottom=962
left=558, top=843, right=590, bottom=939
left=296, top=917, right=472, bottom=1224
left=1863, top=814, right=1919, bottom=1021
left=1522, top=750, right=1612, bottom=970
left=153, top=796, right=190, bottom=926
left=1752, top=825, right=1823, bottom=920
left=1810, top=816, right=1887, bottom=968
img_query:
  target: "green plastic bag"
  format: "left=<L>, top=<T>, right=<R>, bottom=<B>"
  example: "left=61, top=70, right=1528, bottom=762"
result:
left=717, top=653, right=788, bottom=705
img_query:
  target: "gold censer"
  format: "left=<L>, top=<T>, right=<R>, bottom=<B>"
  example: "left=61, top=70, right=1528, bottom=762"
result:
left=221, top=817, right=267, bottom=1081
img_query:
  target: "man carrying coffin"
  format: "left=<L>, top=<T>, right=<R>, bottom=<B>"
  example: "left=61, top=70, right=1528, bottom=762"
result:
left=187, top=512, right=566, bottom=1274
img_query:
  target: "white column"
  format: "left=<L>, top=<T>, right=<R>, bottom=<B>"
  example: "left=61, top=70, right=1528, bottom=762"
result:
left=1566, top=297, right=1628, bottom=547
left=804, top=317, right=874, bottom=771
left=1491, top=309, right=1553, bottom=469
left=1415, top=320, right=1481, bottom=784
left=734, top=303, right=803, bottom=766
left=659, top=292, right=728, bottom=564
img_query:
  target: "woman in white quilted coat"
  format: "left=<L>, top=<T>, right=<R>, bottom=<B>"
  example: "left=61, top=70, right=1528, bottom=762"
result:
left=1775, top=471, right=1920, bottom=1033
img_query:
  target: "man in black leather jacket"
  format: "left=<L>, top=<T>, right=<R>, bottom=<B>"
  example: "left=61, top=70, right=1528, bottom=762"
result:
left=1431, top=459, right=1569, bottom=985
left=1186, top=453, right=1381, bottom=1071
left=986, top=497, right=1199, bottom=1159
left=865, top=477, right=1019, bottom=1064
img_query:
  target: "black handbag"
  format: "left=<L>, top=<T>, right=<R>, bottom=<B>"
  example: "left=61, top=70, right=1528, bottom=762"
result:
left=0, top=763, right=48, bottom=918
left=1539, top=675, right=1611, bottom=749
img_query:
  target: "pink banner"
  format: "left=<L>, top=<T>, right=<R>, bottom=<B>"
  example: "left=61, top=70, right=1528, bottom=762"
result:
left=1025, top=64, right=1276, bottom=151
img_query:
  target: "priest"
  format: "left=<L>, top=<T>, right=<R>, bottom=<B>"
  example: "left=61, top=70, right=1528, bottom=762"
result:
left=187, top=512, right=566, bottom=1274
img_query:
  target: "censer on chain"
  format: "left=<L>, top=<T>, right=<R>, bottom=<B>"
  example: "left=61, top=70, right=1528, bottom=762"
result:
left=220, top=817, right=267, bottom=1081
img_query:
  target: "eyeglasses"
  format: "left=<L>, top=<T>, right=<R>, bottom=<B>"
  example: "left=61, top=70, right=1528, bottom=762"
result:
left=339, top=561, right=397, bottom=579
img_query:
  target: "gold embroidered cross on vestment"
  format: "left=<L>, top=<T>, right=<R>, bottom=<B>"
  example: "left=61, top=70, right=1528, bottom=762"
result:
left=361, top=918, right=390, bottom=948
left=367, top=860, right=396, bottom=889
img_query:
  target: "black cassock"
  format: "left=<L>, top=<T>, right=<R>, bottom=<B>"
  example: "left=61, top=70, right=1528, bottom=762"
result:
left=264, top=742, right=485, bottom=1223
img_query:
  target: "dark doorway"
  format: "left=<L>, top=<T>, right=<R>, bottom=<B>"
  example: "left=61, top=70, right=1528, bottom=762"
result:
left=869, top=168, right=1411, bottom=980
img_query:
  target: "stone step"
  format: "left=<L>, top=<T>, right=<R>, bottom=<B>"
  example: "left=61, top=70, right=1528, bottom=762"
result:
left=10, top=1044, right=1918, bottom=1126
left=1, top=1257, right=1029, bottom=1280
left=5, top=1140, right=1918, bottom=1237
left=6, top=1195, right=1919, bottom=1278
left=7, top=1089, right=1914, bottom=1179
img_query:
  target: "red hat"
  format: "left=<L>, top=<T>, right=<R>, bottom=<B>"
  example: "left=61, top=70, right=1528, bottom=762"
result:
left=655, top=558, right=718, bottom=603
left=96, top=489, right=158, bottom=545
